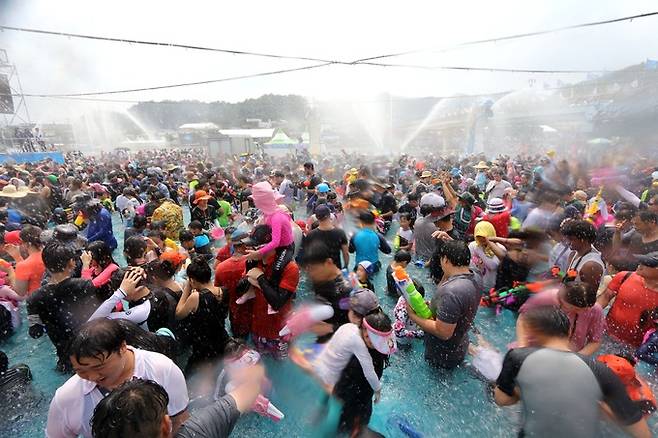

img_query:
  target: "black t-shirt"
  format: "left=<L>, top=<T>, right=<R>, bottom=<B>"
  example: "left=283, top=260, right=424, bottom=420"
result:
left=495, top=255, right=530, bottom=291
left=26, top=278, right=101, bottom=365
left=333, top=349, right=386, bottom=433
left=307, top=174, right=323, bottom=191
left=497, top=347, right=642, bottom=437
left=385, top=265, right=398, bottom=296
left=303, top=228, right=348, bottom=269
left=378, top=192, right=398, bottom=217
left=190, top=205, right=218, bottom=230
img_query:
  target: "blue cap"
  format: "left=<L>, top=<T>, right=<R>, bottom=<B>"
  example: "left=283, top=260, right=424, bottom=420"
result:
left=450, top=167, right=462, bottom=177
left=317, top=183, right=330, bottom=193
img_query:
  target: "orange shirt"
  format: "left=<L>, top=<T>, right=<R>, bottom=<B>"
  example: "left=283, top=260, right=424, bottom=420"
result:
left=15, top=251, right=45, bottom=295
left=607, top=272, right=658, bottom=346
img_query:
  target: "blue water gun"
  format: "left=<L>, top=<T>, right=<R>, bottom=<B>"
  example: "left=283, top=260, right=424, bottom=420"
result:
left=387, top=415, right=424, bottom=438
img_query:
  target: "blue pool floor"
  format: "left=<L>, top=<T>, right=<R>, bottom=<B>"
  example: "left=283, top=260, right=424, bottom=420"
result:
left=2, top=212, right=658, bottom=437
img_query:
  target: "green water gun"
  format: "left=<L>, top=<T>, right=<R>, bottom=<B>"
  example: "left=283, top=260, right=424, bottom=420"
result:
left=394, top=266, right=433, bottom=319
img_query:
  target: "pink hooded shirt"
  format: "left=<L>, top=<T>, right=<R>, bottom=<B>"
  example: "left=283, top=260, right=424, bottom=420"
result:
left=251, top=182, right=294, bottom=255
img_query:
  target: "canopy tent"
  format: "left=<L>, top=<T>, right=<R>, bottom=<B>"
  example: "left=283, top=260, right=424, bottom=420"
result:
left=263, top=130, right=298, bottom=148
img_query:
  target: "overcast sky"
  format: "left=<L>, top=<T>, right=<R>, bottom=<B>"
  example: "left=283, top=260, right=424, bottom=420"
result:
left=2, top=0, right=658, bottom=123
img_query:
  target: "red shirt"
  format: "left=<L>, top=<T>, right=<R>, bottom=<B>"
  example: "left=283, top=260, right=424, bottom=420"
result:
left=250, top=260, right=299, bottom=340
left=482, top=211, right=510, bottom=238
left=466, top=206, right=484, bottom=236
left=607, top=272, right=658, bottom=347
left=215, top=245, right=232, bottom=266
left=215, top=256, right=250, bottom=337
left=15, top=251, right=46, bottom=295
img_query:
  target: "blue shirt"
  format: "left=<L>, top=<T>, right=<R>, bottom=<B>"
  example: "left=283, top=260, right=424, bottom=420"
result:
left=86, top=208, right=117, bottom=250
left=349, top=228, right=391, bottom=268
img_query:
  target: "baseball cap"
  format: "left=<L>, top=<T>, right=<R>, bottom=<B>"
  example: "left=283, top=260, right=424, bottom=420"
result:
left=242, top=224, right=273, bottom=248
left=314, top=204, right=331, bottom=220
left=363, top=316, right=397, bottom=355
left=316, top=183, right=330, bottom=193
left=357, top=260, right=374, bottom=275
left=458, top=192, right=476, bottom=205
left=635, top=252, right=658, bottom=268
left=420, top=192, right=445, bottom=209
left=4, top=230, right=22, bottom=245
left=347, top=288, right=380, bottom=315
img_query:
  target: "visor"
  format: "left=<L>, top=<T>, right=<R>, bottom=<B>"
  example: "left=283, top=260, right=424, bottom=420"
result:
left=363, top=318, right=397, bottom=355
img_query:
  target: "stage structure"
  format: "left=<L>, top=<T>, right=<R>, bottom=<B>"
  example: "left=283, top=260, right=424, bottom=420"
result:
left=0, top=49, right=32, bottom=149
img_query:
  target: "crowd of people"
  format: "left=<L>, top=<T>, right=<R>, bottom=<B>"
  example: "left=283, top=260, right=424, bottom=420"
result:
left=1, top=146, right=658, bottom=437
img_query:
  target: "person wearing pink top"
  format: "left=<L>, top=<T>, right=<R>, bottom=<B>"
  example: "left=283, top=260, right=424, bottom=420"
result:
left=80, top=241, right=120, bottom=299
left=517, top=282, right=605, bottom=355
left=246, top=182, right=295, bottom=287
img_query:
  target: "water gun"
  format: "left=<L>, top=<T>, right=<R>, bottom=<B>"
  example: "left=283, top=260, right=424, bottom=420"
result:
left=279, top=304, right=334, bottom=340
left=393, top=266, right=432, bottom=319
left=221, top=349, right=284, bottom=422
left=74, top=211, right=85, bottom=228
left=585, top=186, right=604, bottom=222
left=480, top=280, right=558, bottom=310
left=387, top=415, right=424, bottom=438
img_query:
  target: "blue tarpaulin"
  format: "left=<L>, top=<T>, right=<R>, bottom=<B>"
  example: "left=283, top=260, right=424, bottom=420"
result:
left=0, top=152, right=65, bottom=164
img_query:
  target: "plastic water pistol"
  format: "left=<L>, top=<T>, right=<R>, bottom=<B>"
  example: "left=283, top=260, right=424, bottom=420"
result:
left=393, top=266, right=433, bottom=319
left=480, top=280, right=552, bottom=308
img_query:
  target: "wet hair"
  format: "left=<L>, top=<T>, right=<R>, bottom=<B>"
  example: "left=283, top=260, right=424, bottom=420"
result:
left=399, top=213, right=411, bottom=223
left=116, top=319, right=177, bottom=360
left=146, top=229, right=165, bottom=242
left=186, top=256, right=212, bottom=283
left=594, top=227, right=615, bottom=253
left=615, top=204, right=637, bottom=221
left=394, top=250, right=412, bottom=264
left=301, top=240, right=334, bottom=266
left=68, top=318, right=126, bottom=364
left=146, top=260, right=176, bottom=281
left=188, top=220, right=203, bottom=231
left=560, top=219, right=597, bottom=244
left=0, top=350, right=7, bottom=373
left=20, top=225, right=43, bottom=247
left=42, top=241, right=78, bottom=273
left=407, top=193, right=419, bottom=202
left=132, top=215, right=147, bottom=230
left=638, top=210, right=658, bottom=224
left=179, top=230, right=194, bottom=243
left=303, top=162, right=314, bottom=170
left=435, top=240, right=471, bottom=267
left=86, top=241, right=116, bottom=269
left=358, top=211, right=375, bottom=225
left=521, top=306, right=570, bottom=338
left=124, top=236, right=147, bottom=266
left=224, top=337, right=249, bottom=358
left=91, top=378, right=168, bottom=438
left=562, top=282, right=596, bottom=308
left=363, top=309, right=392, bottom=333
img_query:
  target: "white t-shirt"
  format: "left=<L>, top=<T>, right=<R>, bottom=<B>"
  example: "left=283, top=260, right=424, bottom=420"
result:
left=313, top=323, right=381, bottom=391
left=46, top=347, right=188, bottom=438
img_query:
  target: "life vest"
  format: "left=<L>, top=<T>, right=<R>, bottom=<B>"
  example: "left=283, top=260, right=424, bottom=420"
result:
left=597, top=354, right=657, bottom=417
